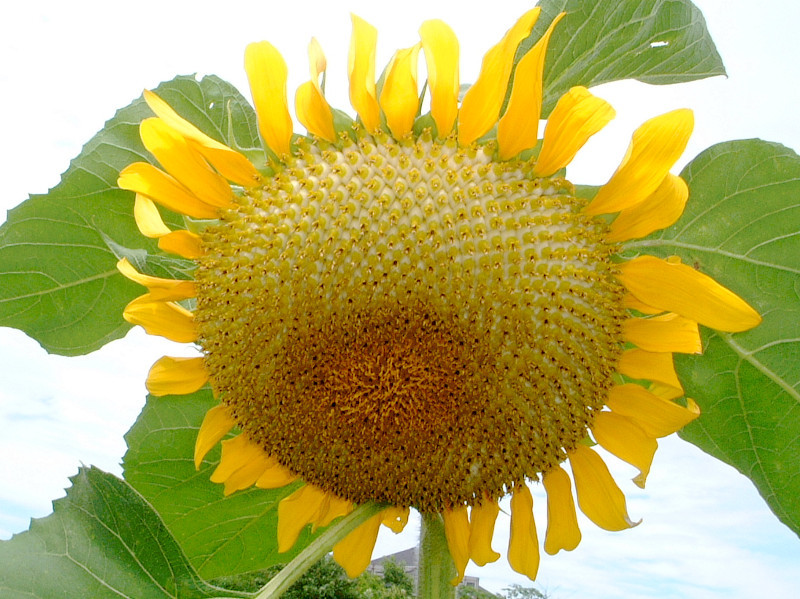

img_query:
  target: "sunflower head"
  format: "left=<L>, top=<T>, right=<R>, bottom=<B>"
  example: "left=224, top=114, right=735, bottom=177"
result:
left=117, top=8, right=761, bottom=584
left=195, top=130, right=626, bottom=513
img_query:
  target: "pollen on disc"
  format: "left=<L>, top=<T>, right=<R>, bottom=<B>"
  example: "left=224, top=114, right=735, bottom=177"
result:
left=194, top=132, right=626, bottom=513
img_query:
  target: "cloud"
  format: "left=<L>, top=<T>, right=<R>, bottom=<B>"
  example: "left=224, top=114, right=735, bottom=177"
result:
left=0, top=327, right=185, bottom=537
left=367, top=436, right=800, bottom=599
left=462, top=439, right=800, bottom=598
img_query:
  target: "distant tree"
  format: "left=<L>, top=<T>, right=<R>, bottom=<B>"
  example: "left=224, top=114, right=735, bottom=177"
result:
left=498, top=583, right=549, bottom=599
left=208, top=564, right=281, bottom=592
left=209, top=553, right=418, bottom=598
left=280, top=556, right=361, bottom=599
left=382, top=558, right=415, bottom=596
left=355, top=571, right=388, bottom=599
left=457, top=585, right=498, bottom=599
left=209, top=556, right=360, bottom=598
left=355, top=558, right=414, bottom=599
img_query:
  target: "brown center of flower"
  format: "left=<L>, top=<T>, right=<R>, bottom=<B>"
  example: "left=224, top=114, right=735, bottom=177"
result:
left=195, top=132, right=626, bottom=512
left=308, top=303, right=470, bottom=437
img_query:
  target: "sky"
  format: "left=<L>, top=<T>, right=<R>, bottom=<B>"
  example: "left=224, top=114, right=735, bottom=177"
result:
left=1, top=1, right=799, bottom=597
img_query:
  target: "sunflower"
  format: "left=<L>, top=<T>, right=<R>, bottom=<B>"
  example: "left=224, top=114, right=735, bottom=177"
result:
left=117, top=8, right=761, bottom=584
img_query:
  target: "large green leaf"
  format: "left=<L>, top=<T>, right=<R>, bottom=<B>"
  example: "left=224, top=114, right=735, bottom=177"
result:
left=524, top=0, right=725, bottom=114
left=123, top=390, right=320, bottom=579
left=628, top=140, right=800, bottom=536
left=0, top=467, right=246, bottom=599
left=0, top=75, right=260, bottom=356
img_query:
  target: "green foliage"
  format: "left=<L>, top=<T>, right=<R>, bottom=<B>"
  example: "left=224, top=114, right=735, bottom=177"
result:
left=629, top=140, right=800, bottom=536
left=122, top=390, right=317, bottom=579
left=230, top=557, right=363, bottom=599
left=357, top=572, right=415, bottom=599
left=0, top=75, right=261, bottom=356
left=457, top=586, right=498, bottom=599
left=382, top=559, right=415, bottom=596
left=0, top=467, right=247, bottom=599
left=457, top=585, right=550, bottom=599
left=209, top=556, right=416, bottom=599
left=209, top=565, right=282, bottom=592
left=356, top=558, right=415, bottom=599
left=354, top=573, right=387, bottom=599
left=275, top=557, right=361, bottom=599
left=498, top=585, right=549, bottom=599
left=523, top=0, right=725, bottom=114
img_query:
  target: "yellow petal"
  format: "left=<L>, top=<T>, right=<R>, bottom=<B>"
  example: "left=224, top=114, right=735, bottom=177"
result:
left=568, top=445, right=638, bottom=531
left=618, top=255, right=762, bottom=332
left=142, top=89, right=223, bottom=147
left=381, top=506, right=410, bottom=533
left=116, top=258, right=196, bottom=301
left=497, top=13, right=564, bottom=160
left=458, top=8, right=540, bottom=146
left=118, top=162, right=220, bottom=220
left=197, top=145, right=262, bottom=188
left=308, top=36, right=327, bottom=78
left=254, top=458, right=299, bottom=489
left=442, top=506, right=470, bottom=584
left=123, top=294, right=197, bottom=343
left=348, top=15, right=380, bottom=133
left=245, top=41, right=293, bottom=157
left=623, top=313, right=702, bottom=354
left=607, top=174, right=688, bottom=242
left=143, top=89, right=262, bottom=187
left=419, top=19, right=459, bottom=137
left=606, top=384, right=700, bottom=438
left=617, top=348, right=683, bottom=392
left=623, top=292, right=664, bottom=315
left=649, top=382, right=684, bottom=401
left=139, top=118, right=233, bottom=208
left=507, top=483, right=540, bottom=580
left=134, top=195, right=171, bottom=238
left=318, top=495, right=354, bottom=529
left=586, top=109, right=694, bottom=215
left=210, top=434, right=264, bottom=484
left=380, top=43, right=422, bottom=139
left=468, top=498, right=500, bottom=566
left=158, top=230, right=204, bottom=259
left=221, top=449, right=275, bottom=496
left=333, top=512, right=383, bottom=578
left=194, top=404, right=236, bottom=468
left=592, top=411, right=657, bottom=488
left=146, top=355, right=208, bottom=397
left=295, top=38, right=336, bottom=142
left=533, top=86, right=615, bottom=176
left=312, top=493, right=354, bottom=532
left=278, top=484, right=328, bottom=552
left=542, top=466, right=581, bottom=555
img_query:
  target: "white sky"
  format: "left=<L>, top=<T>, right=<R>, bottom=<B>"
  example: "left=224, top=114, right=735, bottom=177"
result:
left=1, top=1, right=799, bottom=597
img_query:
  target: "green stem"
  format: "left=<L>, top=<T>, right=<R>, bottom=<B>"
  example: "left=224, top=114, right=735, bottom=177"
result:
left=251, top=501, right=385, bottom=599
left=417, top=513, right=457, bottom=599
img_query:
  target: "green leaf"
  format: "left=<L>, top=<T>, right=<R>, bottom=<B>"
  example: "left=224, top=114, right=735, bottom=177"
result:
left=0, top=467, right=246, bottom=599
left=0, top=75, right=260, bottom=356
left=628, top=140, right=800, bottom=536
left=123, top=390, right=320, bottom=579
left=524, top=0, right=725, bottom=114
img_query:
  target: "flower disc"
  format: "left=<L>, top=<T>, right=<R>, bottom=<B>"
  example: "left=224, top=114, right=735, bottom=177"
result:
left=195, top=133, right=626, bottom=512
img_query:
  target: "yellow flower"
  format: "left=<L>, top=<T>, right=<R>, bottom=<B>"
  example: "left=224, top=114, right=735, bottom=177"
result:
left=117, top=10, right=761, bottom=584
